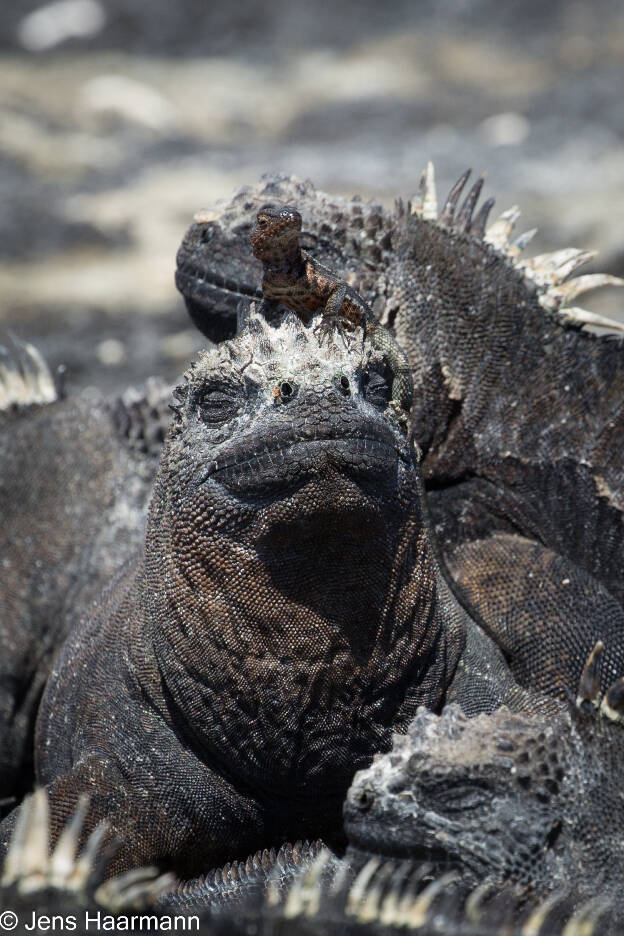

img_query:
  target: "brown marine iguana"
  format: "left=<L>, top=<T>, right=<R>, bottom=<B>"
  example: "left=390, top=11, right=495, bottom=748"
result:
left=1, top=309, right=565, bottom=880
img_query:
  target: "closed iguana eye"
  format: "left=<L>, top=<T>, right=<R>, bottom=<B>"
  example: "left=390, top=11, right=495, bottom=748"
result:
left=196, top=384, right=242, bottom=425
left=419, top=779, right=492, bottom=813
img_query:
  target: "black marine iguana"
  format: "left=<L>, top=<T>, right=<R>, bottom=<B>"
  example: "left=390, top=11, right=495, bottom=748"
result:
left=1, top=309, right=565, bottom=880
left=344, top=643, right=624, bottom=920
left=175, top=170, right=624, bottom=696
left=0, top=340, right=170, bottom=813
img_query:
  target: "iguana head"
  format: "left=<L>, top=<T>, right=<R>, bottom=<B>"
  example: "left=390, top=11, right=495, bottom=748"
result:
left=164, top=307, right=408, bottom=501
left=345, top=704, right=576, bottom=890
left=346, top=641, right=624, bottom=897
left=251, top=204, right=302, bottom=262
left=144, top=311, right=464, bottom=794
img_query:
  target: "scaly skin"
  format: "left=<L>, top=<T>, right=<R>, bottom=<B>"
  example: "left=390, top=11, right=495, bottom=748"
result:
left=0, top=311, right=551, bottom=879
left=250, top=203, right=413, bottom=414
left=175, top=172, right=624, bottom=698
left=3, top=791, right=615, bottom=936
left=0, top=342, right=170, bottom=815
left=345, top=656, right=624, bottom=924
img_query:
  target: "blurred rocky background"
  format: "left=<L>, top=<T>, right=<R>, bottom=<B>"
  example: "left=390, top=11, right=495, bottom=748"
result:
left=1, top=0, right=623, bottom=392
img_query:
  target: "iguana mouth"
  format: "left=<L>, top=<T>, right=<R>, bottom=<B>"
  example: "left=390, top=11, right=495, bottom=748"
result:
left=175, top=262, right=262, bottom=306
left=199, top=435, right=405, bottom=495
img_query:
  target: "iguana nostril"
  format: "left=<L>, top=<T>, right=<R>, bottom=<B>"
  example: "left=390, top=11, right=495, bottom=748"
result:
left=357, top=790, right=375, bottom=812
left=333, top=374, right=351, bottom=396
left=274, top=380, right=295, bottom=401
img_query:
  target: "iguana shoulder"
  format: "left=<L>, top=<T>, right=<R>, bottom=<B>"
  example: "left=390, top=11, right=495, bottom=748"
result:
left=385, top=167, right=624, bottom=605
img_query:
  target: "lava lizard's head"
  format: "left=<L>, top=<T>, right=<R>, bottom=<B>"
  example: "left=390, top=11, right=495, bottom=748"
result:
left=250, top=203, right=302, bottom=262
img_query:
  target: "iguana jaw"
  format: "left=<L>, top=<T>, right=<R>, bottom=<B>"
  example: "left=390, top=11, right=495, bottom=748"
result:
left=198, top=428, right=405, bottom=497
left=175, top=220, right=262, bottom=343
left=175, top=257, right=261, bottom=309
left=345, top=771, right=472, bottom=874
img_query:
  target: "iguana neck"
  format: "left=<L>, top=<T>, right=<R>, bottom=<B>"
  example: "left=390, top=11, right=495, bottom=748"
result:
left=388, top=219, right=624, bottom=508
left=142, top=466, right=466, bottom=795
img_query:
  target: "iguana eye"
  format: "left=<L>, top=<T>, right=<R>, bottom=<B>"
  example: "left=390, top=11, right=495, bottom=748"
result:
left=440, top=786, right=490, bottom=811
left=196, top=385, right=241, bottom=425
left=419, top=779, right=492, bottom=813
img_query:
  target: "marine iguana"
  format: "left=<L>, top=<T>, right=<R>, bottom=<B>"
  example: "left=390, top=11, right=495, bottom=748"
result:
left=1, top=170, right=622, bottom=901
left=1, top=793, right=615, bottom=936
left=0, top=340, right=170, bottom=813
left=1, top=309, right=563, bottom=880
left=175, top=171, right=624, bottom=696
left=250, top=203, right=413, bottom=414
left=344, top=644, right=624, bottom=919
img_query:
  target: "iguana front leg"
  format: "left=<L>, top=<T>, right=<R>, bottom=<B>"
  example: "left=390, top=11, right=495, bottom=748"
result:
left=0, top=750, right=267, bottom=878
